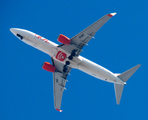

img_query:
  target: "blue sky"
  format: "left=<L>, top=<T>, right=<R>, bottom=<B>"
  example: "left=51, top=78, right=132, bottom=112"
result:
left=1, top=0, right=148, bottom=120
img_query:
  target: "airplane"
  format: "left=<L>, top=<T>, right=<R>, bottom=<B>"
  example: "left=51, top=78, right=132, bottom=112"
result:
left=10, top=12, right=141, bottom=112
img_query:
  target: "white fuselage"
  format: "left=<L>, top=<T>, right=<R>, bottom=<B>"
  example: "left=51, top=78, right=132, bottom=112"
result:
left=10, top=28, right=124, bottom=85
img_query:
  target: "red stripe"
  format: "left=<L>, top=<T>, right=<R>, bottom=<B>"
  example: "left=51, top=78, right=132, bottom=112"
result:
left=55, top=108, right=62, bottom=112
left=107, top=14, right=113, bottom=17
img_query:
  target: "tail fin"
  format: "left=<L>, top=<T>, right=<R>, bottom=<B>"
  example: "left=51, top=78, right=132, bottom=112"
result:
left=114, top=64, right=141, bottom=105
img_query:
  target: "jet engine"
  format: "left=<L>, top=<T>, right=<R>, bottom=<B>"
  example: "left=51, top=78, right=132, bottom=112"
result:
left=57, top=34, right=71, bottom=45
left=42, top=62, right=55, bottom=72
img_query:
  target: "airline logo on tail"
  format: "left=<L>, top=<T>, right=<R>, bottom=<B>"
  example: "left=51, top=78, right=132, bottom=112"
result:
left=56, top=51, right=67, bottom=62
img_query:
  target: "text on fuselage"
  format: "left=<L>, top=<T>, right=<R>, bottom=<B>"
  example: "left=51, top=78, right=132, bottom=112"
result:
left=35, top=34, right=50, bottom=44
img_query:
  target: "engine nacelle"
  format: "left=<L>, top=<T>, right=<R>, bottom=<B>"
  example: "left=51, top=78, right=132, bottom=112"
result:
left=42, top=62, right=55, bottom=72
left=57, top=34, right=71, bottom=45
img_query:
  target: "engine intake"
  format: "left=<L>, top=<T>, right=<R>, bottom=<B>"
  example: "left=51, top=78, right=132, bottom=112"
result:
left=42, top=62, right=55, bottom=72
left=57, top=34, right=71, bottom=45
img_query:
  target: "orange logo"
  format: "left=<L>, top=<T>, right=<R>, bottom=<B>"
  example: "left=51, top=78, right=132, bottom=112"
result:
left=35, top=34, right=50, bottom=44
left=56, top=51, right=67, bottom=62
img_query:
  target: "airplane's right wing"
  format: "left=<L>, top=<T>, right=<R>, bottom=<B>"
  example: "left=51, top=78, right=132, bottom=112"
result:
left=59, top=13, right=116, bottom=56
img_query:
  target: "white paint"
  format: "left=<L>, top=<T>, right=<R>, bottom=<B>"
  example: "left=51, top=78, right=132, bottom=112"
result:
left=110, top=12, right=117, bottom=16
left=10, top=28, right=125, bottom=85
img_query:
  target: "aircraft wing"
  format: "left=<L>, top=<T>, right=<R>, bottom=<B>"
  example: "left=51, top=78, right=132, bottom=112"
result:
left=52, top=13, right=116, bottom=111
left=51, top=58, right=71, bottom=112
left=58, top=13, right=116, bottom=56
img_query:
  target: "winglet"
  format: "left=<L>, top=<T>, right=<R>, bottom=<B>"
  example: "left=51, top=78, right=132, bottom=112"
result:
left=107, top=12, right=117, bottom=17
left=55, top=108, right=63, bottom=112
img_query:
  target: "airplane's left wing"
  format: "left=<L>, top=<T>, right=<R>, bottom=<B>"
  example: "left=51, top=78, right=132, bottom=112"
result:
left=51, top=58, right=71, bottom=112
left=58, top=12, right=116, bottom=56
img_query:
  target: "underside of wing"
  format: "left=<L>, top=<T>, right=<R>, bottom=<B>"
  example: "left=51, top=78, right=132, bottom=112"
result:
left=58, top=13, right=116, bottom=56
left=51, top=58, right=71, bottom=112
left=53, top=72, right=66, bottom=112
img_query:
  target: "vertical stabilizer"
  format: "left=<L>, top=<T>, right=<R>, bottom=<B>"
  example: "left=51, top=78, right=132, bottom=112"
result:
left=114, top=84, right=124, bottom=105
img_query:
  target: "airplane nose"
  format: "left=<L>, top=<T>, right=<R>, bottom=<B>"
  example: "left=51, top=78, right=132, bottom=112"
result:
left=10, top=28, right=24, bottom=40
left=10, top=28, right=30, bottom=40
left=10, top=28, right=17, bottom=35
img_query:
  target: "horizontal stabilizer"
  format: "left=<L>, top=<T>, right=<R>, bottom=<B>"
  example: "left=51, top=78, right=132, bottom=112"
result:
left=114, top=84, right=124, bottom=105
left=114, top=64, right=141, bottom=105
left=117, top=64, right=141, bottom=82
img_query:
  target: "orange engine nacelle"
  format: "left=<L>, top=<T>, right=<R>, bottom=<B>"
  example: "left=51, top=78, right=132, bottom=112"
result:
left=42, top=62, right=55, bottom=72
left=57, top=34, right=71, bottom=45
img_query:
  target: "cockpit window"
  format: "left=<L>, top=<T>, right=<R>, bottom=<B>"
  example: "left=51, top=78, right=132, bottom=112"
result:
left=17, top=34, right=23, bottom=40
